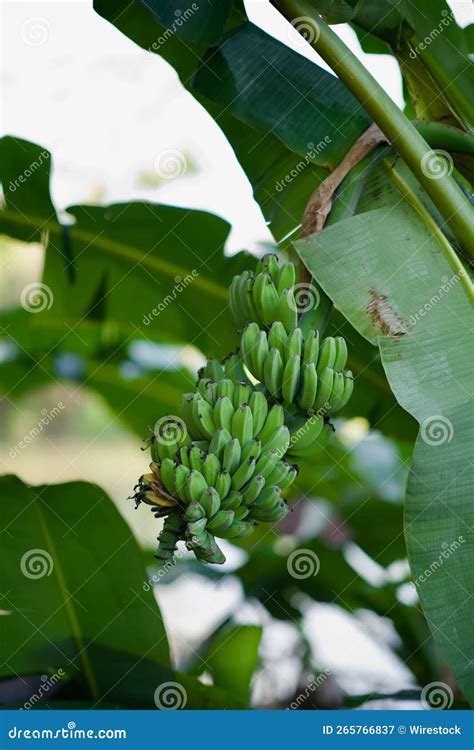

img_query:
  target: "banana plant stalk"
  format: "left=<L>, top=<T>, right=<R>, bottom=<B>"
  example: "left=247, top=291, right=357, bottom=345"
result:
left=272, top=0, right=474, bottom=261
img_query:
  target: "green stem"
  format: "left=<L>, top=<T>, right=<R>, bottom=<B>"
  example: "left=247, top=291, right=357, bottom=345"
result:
left=272, top=0, right=474, bottom=260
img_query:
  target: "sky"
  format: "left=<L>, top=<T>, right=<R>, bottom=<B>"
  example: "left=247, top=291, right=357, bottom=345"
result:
left=1, top=2, right=470, bottom=251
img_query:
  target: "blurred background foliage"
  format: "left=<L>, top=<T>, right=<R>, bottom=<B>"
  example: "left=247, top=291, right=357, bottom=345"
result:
left=0, top=0, right=472, bottom=710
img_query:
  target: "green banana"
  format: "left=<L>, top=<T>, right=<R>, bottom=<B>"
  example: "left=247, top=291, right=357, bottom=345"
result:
left=217, top=521, right=255, bottom=539
left=233, top=381, right=252, bottom=409
left=202, top=358, right=225, bottom=382
left=207, top=509, right=235, bottom=533
left=240, top=437, right=261, bottom=463
left=184, top=502, right=206, bottom=522
left=277, top=289, right=298, bottom=333
left=251, top=485, right=282, bottom=512
left=223, top=437, right=242, bottom=474
left=317, top=337, right=337, bottom=373
left=248, top=390, right=268, bottom=436
left=264, top=348, right=284, bottom=399
left=160, top=458, right=177, bottom=495
left=184, top=470, right=207, bottom=504
left=223, top=353, right=247, bottom=382
left=288, top=414, right=324, bottom=453
left=174, top=464, right=191, bottom=502
left=261, top=425, right=290, bottom=456
left=328, top=371, right=345, bottom=413
left=241, top=322, right=260, bottom=368
left=199, top=486, right=221, bottom=517
left=234, top=506, right=250, bottom=522
left=254, top=450, right=280, bottom=479
left=215, top=469, right=231, bottom=499
left=208, top=428, right=232, bottom=460
left=251, top=503, right=289, bottom=523
left=268, top=320, right=288, bottom=351
left=285, top=327, right=303, bottom=360
left=214, top=396, right=234, bottom=433
left=202, top=453, right=221, bottom=487
left=303, top=329, right=319, bottom=367
left=333, top=337, right=348, bottom=371
left=253, top=330, right=269, bottom=381
left=276, top=262, right=296, bottom=295
left=298, top=363, right=318, bottom=411
left=241, top=474, right=265, bottom=505
left=253, top=272, right=279, bottom=325
left=265, top=461, right=291, bottom=486
left=259, top=404, right=284, bottom=444
left=339, top=372, right=354, bottom=409
left=216, top=378, right=235, bottom=402
left=279, top=464, right=298, bottom=490
left=191, top=395, right=215, bottom=440
left=282, top=355, right=300, bottom=404
left=259, top=253, right=280, bottom=281
left=188, top=445, right=204, bottom=471
left=220, top=490, right=243, bottom=510
left=313, top=367, right=334, bottom=414
left=231, top=404, right=254, bottom=445
left=231, top=456, right=257, bottom=490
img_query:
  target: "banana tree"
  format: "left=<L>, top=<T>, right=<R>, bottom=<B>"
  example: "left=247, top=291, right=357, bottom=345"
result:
left=93, top=0, right=474, bottom=705
left=0, top=0, right=472, bottom=708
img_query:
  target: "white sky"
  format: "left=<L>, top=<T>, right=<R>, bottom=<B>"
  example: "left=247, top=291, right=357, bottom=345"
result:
left=0, top=1, right=471, bottom=251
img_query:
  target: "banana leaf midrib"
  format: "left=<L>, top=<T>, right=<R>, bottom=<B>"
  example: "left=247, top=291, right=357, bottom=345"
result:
left=0, top=209, right=228, bottom=302
left=33, top=498, right=100, bottom=701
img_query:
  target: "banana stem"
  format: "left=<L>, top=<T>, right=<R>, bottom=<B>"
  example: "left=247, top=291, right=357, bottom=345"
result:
left=271, top=0, right=474, bottom=261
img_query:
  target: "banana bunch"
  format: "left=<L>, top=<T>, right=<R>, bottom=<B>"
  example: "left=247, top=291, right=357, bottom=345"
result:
left=229, top=253, right=299, bottom=333
left=241, top=322, right=353, bottom=418
left=133, top=368, right=297, bottom=565
left=133, top=253, right=354, bottom=570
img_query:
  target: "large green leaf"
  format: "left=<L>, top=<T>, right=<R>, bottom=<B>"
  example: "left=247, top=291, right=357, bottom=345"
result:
left=93, top=7, right=371, bottom=245
left=0, top=136, right=251, bottom=357
left=84, top=361, right=194, bottom=437
left=0, top=475, right=170, bottom=696
left=295, top=198, right=474, bottom=702
left=201, top=625, right=262, bottom=702
left=193, top=23, right=369, bottom=171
